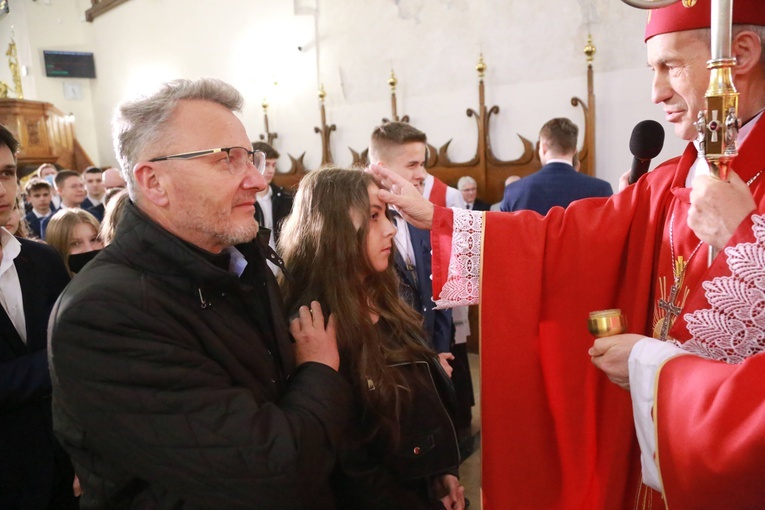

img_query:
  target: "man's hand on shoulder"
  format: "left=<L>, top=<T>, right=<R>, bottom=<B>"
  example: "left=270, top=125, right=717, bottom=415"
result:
left=290, top=301, right=340, bottom=371
left=689, top=171, right=756, bottom=250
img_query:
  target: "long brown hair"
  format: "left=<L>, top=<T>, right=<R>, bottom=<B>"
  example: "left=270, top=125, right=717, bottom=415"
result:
left=279, top=167, right=433, bottom=441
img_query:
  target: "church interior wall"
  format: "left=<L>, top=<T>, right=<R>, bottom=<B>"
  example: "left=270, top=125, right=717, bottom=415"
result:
left=1, top=0, right=687, bottom=190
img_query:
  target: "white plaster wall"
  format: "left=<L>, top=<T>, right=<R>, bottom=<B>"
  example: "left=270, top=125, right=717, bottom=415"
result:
left=317, top=0, right=687, bottom=187
left=2, top=0, right=687, bottom=188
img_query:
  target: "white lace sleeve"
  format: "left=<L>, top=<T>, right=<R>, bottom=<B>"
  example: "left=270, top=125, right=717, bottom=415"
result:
left=679, top=214, right=765, bottom=364
left=434, top=208, right=483, bottom=309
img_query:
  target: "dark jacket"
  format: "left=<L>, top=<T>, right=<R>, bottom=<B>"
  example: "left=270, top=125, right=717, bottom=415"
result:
left=255, top=183, right=294, bottom=245
left=87, top=203, right=105, bottom=222
left=49, top=202, right=352, bottom=510
left=466, top=199, right=490, bottom=211
left=24, top=207, right=57, bottom=239
left=0, top=238, right=75, bottom=509
left=500, top=162, right=613, bottom=215
left=80, top=197, right=95, bottom=210
left=333, top=327, right=460, bottom=510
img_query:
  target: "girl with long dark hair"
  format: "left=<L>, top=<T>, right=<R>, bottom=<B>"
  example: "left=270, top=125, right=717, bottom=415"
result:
left=279, top=168, right=464, bottom=510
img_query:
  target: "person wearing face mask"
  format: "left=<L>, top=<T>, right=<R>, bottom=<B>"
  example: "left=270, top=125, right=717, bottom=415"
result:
left=44, top=209, right=103, bottom=276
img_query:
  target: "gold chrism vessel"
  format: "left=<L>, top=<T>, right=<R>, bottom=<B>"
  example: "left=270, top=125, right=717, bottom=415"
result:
left=587, top=309, right=627, bottom=338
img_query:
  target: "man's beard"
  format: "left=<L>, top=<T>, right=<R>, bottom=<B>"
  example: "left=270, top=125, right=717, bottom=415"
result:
left=177, top=201, right=259, bottom=250
left=212, top=220, right=259, bottom=247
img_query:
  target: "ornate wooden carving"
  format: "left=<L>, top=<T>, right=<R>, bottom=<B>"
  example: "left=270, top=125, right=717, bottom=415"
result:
left=0, top=98, right=94, bottom=177
left=424, top=54, right=540, bottom=204
left=271, top=152, right=307, bottom=191
left=85, top=0, right=132, bottom=22
left=273, top=50, right=596, bottom=203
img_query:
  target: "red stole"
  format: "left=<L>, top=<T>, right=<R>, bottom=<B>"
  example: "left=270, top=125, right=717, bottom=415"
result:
left=429, top=115, right=765, bottom=509
left=429, top=177, right=448, bottom=207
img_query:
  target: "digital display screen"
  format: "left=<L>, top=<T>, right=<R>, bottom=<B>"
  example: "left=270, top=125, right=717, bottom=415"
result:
left=44, top=51, right=96, bottom=79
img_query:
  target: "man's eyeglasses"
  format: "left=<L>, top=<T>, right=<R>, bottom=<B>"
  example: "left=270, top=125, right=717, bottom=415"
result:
left=149, top=147, right=266, bottom=175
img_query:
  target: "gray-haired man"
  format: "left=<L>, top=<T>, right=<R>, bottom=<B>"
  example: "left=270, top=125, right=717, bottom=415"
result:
left=49, top=78, right=351, bottom=509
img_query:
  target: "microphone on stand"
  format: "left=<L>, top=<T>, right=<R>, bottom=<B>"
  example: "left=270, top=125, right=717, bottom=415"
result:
left=628, top=120, right=665, bottom=184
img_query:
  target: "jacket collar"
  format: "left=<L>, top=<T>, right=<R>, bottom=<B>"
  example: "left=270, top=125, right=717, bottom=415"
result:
left=109, top=201, right=267, bottom=290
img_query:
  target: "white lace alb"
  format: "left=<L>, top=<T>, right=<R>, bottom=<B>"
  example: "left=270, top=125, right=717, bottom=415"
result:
left=434, top=208, right=483, bottom=309
left=680, top=214, right=765, bottom=364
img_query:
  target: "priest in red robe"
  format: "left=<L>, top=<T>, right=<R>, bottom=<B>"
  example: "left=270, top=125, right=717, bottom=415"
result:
left=371, top=1, right=765, bottom=508
left=592, top=173, right=765, bottom=509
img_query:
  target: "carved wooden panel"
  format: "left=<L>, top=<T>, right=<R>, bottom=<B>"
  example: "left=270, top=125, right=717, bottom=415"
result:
left=0, top=99, right=94, bottom=176
left=272, top=54, right=596, bottom=206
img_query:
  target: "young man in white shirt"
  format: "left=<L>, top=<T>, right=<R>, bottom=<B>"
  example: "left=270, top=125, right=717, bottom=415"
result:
left=0, top=123, right=76, bottom=509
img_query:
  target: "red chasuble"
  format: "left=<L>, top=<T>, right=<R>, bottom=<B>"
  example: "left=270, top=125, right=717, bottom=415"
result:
left=655, top=352, right=765, bottom=510
left=430, top=116, right=765, bottom=509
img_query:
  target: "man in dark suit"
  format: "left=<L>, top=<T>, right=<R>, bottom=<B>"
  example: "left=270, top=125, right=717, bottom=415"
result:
left=251, top=142, right=293, bottom=272
left=87, top=168, right=129, bottom=222
left=0, top=124, right=77, bottom=509
left=368, top=122, right=454, bottom=355
left=394, top=221, right=453, bottom=353
left=23, top=179, right=57, bottom=239
left=80, top=166, right=105, bottom=211
left=501, top=117, right=612, bottom=214
left=457, top=176, right=490, bottom=211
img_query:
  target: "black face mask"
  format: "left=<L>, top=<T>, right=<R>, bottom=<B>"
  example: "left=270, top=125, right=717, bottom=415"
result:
left=68, top=249, right=101, bottom=274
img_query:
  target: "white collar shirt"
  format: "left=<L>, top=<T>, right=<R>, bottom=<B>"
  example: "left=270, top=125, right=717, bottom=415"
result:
left=0, top=227, right=26, bottom=343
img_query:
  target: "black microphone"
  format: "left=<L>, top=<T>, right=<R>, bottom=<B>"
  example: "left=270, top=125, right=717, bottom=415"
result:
left=628, top=120, right=665, bottom=184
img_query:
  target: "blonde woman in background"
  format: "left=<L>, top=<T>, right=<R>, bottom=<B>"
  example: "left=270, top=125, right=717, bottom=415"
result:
left=45, top=209, right=103, bottom=276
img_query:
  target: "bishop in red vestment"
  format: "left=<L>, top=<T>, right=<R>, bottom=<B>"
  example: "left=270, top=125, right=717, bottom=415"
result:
left=372, top=1, right=765, bottom=508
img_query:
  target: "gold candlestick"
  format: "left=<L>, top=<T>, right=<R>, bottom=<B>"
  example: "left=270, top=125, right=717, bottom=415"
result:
left=587, top=309, right=627, bottom=338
